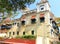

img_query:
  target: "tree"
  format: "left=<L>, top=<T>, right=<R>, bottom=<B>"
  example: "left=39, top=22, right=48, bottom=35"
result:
left=0, top=0, right=35, bottom=12
left=0, top=0, right=35, bottom=22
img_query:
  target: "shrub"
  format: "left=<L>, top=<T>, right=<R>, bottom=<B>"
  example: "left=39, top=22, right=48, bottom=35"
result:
left=21, top=35, right=36, bottom=39
left=15, top=35, right=21, bottom=38
left=15, top=35, right=36, bottom=39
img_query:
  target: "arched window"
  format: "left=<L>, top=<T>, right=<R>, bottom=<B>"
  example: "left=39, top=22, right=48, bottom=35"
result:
left=21, top=21, right=25, bottom=25
left=17, top=23, right=19, bottom=26
left=17, top=31, right=19, bottom=35
left=31, top=19, right=36, bottom=24
left=21, top=16, right=26, bottom=25
left=31, top=15, right=36, bottom=24
left=51, top=29, right=53, bottom=35
left=23, top=31, right=25, bottom=35
left=40, top=17, right=45, bottom=22
left=31, top=30, right=34, bottom=35
left=13, top=22, right=16, bottom=25
left=40, top=13, right=45, bottom=22
left=9, top=32, right=11, bottom=36
left=13, top=32, right=15, bottom=35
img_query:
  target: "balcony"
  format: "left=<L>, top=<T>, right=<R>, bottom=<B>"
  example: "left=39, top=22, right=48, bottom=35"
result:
left=52, top=21, right=59, bottom=33
left=6, top=25, right=12, bottom=29
left=56, top=26, right=59, bottom=33
left=6, top=24, right=12, bottom=29
left=1, top=24, right=12, bottom=30
left=1, top=25, right=7, bottom=30
left=52, top=21, right=57, bottom=29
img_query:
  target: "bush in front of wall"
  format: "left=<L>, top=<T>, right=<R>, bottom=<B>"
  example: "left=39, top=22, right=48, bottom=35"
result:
left=21, top=35, right=36, bottom=39
left=15, top=35, right=36, bottom=39
left=15, top=35, right=21, bottom=39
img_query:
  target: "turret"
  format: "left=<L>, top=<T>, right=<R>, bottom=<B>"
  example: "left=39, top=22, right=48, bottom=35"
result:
left=37, top=0, right=50, bottom=12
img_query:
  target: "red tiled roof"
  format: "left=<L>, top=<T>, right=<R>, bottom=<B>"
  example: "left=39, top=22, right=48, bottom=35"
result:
left=4, top=39, right=36, bottom=44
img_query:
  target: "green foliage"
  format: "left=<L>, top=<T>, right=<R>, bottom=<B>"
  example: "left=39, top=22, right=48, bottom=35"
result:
left=57, top=42, right=60, bottom=44
left=55, top=18, right=60, bottom=26
left=15, top=35, right=36, bottom=39
left=0, top=0, right=35, bottom=23
left=0, top=0, right=35, bottom=12
left=21, top=35, right=36, bottom=39
left=15, top=35, right=21, bottom=39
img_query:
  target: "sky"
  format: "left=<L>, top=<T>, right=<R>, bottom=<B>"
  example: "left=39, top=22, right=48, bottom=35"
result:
left=14, top=0, right=60, bottom=19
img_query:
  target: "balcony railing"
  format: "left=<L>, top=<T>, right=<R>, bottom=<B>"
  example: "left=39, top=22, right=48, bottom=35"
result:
left=52, top=21, right=59, bottom=33
left=1, top=25, right=6, bottom=29
left=52, top=21, right=57, bottom=29
left=1, top=24, right=12, bottom=30
left=6, top=26, right=12, bottom=29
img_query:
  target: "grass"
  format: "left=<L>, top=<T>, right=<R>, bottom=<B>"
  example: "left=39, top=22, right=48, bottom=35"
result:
left=57, top=42, right=60, bottom=44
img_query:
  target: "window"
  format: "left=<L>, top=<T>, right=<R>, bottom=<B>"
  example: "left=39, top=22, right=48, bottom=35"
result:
left=40, top=5, right=44, bottom=10
left=9, top=32, right=11, bottom=36
left=40, top=17, right=45, bottom=22
left=23, top=32, right=25, bottom=35
left=6, top=24, right=12, bottom=29
left=56, top=26, right=59, bottom=33
left=13, top=32, right=15, bottom=35
left=59, top=37, right=60, bottom=41
left=6, top=26, right=12, bottom=29
left=41, top=7, right=44, bottom=10
left=21, top=21, right=25, bottom=25
left=17, top=23, right=19, bottom=26
left=1, top=25, right=7, bottom=29
left=31, top=30, right=34, bottom=35
left=51, top=29, right=53, bottom=35
left=9, top=32, right=11, bottom=34
left=52, top=21, right=57, bottom=29
left=13, top=23, right=16, bottom=25
left=50, top=18, right=53, bottom=21
left=50, top=18, right=53, bottom=23
left=14, top=23, right=16, bottom=25
left=31, top=19, right=36, bottom=24
left=17, top=31, right=19, bottom=35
